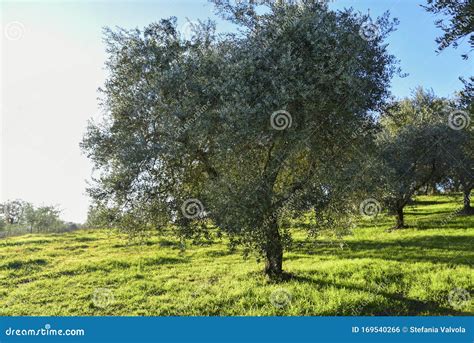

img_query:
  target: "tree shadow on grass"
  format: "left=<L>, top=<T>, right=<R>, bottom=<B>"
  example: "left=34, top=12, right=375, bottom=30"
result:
left=412, top=199, right=453, bottom=206
left=404, top=211, right=453, bottom=216
left=74, top=237, right=97, bottom=242
left=290, top=235, right=473, bottom=266
left=204, top=250, right=235, bottom=258
left=62, top=244, right=90, bottom=251
left=141, top=256, right=188, bottom=266
left=1, top=239, right=52, bottom=247
left=289, top=274, right=466, bottom=316
left=111, top=240, right=158, bottom=248
left=2, top=259, right=48, bottom=270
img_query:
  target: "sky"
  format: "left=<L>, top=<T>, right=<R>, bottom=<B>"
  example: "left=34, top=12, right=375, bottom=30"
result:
left=1, top=0, right=472, bottom=223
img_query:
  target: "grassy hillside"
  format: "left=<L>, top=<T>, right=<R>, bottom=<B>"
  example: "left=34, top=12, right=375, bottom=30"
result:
left=0, top=195, right=472, bottom=316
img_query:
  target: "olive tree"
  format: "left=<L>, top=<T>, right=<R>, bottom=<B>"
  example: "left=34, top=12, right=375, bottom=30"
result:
left=446, top=82, right=474, bottom=213
left=22, top=204, right=64, bottom=233
left=0, top=200, right=24, bottom=225
left=446, top=130, right=474, bottom=214
left=81, top=0, right=398, bottom=277
left=377, top=88, right=471, bottom=228
left=377, top=124, right=452, bottom=229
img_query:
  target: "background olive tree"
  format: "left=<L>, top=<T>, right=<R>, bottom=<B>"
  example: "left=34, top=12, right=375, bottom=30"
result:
left=377, top=89, right=453, bottom=228
left=0, top=200, right=24, bottom=225
left=445, top=85, right=474, bottom=213
left=22, top=204, right=64, bottom=233
left=376, top=88, right=473, bottom=228
left=0, top=200, right=70, bottom=237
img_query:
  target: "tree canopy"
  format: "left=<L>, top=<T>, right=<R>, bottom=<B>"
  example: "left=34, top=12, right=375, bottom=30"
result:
left=423, top=0, right=474, bottom=58
left=81, top=0, right=399, bottom=277
left=0, top=200, right=65, bottom=235
left=377, top=88, right=473, bottom=228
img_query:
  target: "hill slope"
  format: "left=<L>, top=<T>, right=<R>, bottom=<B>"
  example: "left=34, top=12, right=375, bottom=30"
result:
left=0, top=195, right=472, bottom=315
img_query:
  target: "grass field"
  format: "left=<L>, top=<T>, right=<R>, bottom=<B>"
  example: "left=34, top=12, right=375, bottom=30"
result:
left=0, top=195, right=472, bottom=316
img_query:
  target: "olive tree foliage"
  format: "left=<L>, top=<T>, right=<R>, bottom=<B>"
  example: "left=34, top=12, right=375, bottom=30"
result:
left=448, top=79, right=474, bottom=213
left=445, top=128, right=474, bottom=213
left=0, top=200, right=64, bottom=235
left=81, top=0, right=399, bottom=277
left=380, top=88, right=448, bottom=134
left=0, top=200, right=24, bottom=225
left=377, top=88, right=470, bottom=228
left=423, top=0, right=474, bottom=58
left=377, top=124, right=452, bottom=229
left=22, top=204, right=64, bottom=233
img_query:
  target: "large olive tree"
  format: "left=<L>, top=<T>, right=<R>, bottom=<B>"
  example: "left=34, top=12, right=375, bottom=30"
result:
left=81, top=0, right=398, bottom=277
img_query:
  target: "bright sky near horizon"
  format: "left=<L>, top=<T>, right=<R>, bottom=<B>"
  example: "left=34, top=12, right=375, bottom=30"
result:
left=0, top=0, right=472, bottom=223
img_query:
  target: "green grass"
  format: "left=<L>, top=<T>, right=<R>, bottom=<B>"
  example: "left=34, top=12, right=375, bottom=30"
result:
left=0, top=195, right=472, bottom=316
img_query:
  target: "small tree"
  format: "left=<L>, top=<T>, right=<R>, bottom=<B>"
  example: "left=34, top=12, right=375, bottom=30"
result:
left=82, top=0, right=398, bottom=277
left=22, top=203, right=63, bottom=233
left=0, top=200, right=24, bottom=225
left=33, top=206, right=63, bottom=232
left=22, top=203, right=37, bottom=233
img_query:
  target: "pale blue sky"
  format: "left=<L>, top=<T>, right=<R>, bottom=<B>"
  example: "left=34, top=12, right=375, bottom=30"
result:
left=1, top=0, right=472, bottom=223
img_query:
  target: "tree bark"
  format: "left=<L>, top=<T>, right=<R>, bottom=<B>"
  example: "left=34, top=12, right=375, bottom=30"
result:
left=463, top=188, right=472, bottom=213
left=263, top=216, right=283, bottom=278
left=429, top=182, right=438, bottom=195
left=423, top=185, right=430, bottom=195
left=395, top=206, right=405, bottom=229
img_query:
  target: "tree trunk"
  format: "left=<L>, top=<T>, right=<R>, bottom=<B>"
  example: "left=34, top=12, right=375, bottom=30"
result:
left=423, top=184, right=429, bottom=195
left=395, top=207, right=405, bottom=229
left=429, top=182, right=438, bottom=195
left=263, top=217, right=283, bottom=278
left=463, top=188, right=472, bottom=213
